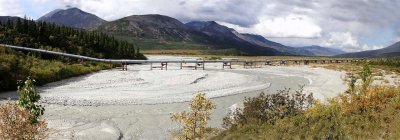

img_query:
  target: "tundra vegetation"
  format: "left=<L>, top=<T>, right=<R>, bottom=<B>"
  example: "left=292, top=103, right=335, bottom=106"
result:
left=0, top=77, right=48, bottom=139
left=323, top=58, right=400, bottom=73
left=213, top=64, right=400, bottom=139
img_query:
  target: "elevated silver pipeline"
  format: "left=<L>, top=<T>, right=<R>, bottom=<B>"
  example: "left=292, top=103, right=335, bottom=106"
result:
left=0, top=44, right=361, bottom=64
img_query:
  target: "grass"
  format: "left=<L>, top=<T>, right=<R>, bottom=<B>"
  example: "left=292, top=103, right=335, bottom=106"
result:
left=115, top=36, right=209, bottom=50
left=321, top=58, right=400, bottom=74
left=142, top=49, right=206, bottom=55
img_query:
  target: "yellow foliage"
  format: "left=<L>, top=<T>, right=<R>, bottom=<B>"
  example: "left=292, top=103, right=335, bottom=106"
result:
left=171, top=93, right=216, bottom=140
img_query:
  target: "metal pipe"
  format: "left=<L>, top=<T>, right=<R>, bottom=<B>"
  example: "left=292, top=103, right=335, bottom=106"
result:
left=1, top=44, right=363, bottom=64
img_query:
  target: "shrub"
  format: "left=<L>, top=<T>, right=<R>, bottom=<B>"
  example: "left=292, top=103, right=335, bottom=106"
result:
left=171, top=93, right=216, bottom=139
left=0, top=101, right=48, bottom=139
left=223, top=86, right=314, bottom=129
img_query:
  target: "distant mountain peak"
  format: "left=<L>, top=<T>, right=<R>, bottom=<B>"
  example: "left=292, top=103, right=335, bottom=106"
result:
left=238, top=33, right=315, bottom=56
left=186, top=20, right=281, bottom=55
left=299, top=45, right=346, bottom=56
left=66, top=7, right=81, bottom=10
left=38, top=7, right=107, bottom=29
left=95, top=14, right=195, bottom=41
left=40, top=9, right=63, bottom=19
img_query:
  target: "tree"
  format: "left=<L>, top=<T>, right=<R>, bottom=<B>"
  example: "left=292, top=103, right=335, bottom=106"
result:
left=171, top=93, right=216, bottom=140
left=17, top=77, right=45, bottom=123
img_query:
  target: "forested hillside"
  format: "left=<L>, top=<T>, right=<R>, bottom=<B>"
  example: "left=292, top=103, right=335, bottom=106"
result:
left=0, top=18, right=146, bottom=91
left=0, top=17, right=146, bottom=59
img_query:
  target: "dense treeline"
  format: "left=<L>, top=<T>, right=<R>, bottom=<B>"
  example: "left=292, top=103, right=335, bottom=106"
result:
left=0, top=47, right=112, bottom=91
left=0, top=17, right=146, bottom=59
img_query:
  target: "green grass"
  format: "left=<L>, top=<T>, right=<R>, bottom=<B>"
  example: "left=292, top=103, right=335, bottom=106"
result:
left=113, top=35, right=246, bottom=56
left=114, top=35, right=209, bottom=50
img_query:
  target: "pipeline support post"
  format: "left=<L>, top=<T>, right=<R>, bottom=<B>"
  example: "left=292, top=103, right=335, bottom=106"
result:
left=223, top=62, right=232, bottom=69
left=195, top=62, right=205, bottom=70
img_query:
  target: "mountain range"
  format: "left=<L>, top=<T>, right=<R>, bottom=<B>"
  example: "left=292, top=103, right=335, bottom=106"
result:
left=6, top=7, right=395, bottom=57
left=339, top=42, right=400, bottom=57
left=299, top=45, right=347, bottom=56
left=0, top=16, right=22, bottom=23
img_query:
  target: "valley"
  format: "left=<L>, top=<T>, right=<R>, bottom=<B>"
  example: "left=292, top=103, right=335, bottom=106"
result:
left=1, top=3, right=400, bottom=140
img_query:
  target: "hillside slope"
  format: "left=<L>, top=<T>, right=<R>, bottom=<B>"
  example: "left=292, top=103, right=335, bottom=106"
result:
left=95, top=14, right=209, bottom=42
left=185, top=21, right=280, bottom=55
left=0, top=16, right=22, bottom=23
left=38, top=8, right=107, bottom=29
left=299, top=45, right=346, bottom=56
left=339, top=42, right=400, bottom=57
left=238, top=33, right=315, bottom=56
left=0, top=18, right=146, bottom=91
left=97, top=17, right=280, bottom=56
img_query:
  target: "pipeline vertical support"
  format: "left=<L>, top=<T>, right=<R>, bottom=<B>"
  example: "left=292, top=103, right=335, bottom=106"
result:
left=125, top=62, right=128, bottom=71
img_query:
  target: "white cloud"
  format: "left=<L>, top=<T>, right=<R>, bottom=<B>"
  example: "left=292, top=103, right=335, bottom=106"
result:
left=0, top=0, right=24, bottom=17
left=321, top=32, right=383, bottom=52
left=29, top=0, right=48, bottom=3
left=220, top=14, right=322, bottom=38
left=253, top=15, right=322, bottom=38
left=324, top=32, right=359, bottom=48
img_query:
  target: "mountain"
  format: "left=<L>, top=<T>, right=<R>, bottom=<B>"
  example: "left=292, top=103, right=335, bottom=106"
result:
left=299, top=45, right=346, bottom=56
left=37, top=8, right=107, bottom=29
left=339, top=42, right=400, bottom=57
left=0, top=16, right=23, bottom=23
left=185, top=21, right=280, bottom=55
left=238, top=33, right=315, bottom=56
left=95, top=14, right=209, bottom=42
left=96, top=17, right=280, bottom=55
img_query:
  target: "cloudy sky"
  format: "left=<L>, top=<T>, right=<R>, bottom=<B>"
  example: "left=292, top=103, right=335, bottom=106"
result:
left=1, top=0, right=400, bottom=52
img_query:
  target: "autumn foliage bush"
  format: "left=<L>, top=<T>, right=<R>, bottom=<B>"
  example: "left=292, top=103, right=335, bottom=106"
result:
left=171, top=93, right=216, bottom=140
left=0, top=102, right=48, bottom=139
left=0, top=77, right=48, bottom=139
